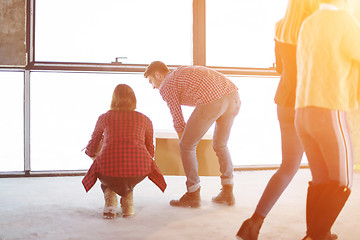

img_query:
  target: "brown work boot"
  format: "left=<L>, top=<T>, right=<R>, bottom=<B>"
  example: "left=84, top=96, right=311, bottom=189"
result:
left=212, top=184, right=235, bottom=206
left=121, top=191, right=134, bottom=218
left=170, top=187, right=201, bottom=208
left=103, top=188, right=118, bottom=219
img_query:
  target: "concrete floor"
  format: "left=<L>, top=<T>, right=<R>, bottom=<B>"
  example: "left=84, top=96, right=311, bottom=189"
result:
left=0, top=169, right=359, bottom=240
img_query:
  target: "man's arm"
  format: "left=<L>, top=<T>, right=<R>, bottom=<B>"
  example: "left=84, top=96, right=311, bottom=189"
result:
left=160, top=85, right=186, bottom=133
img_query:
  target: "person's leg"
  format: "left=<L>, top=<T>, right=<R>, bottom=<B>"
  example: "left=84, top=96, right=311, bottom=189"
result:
left=98, top=176, right=118, bottom=219
left=308, top=110, right=353, bottom=239
left=255, top=106, right=304, bottom=216
left=295, top=107, right=329, bottom=185
left=99, top=174, right=145, bottom=217
left=300, top=108, right=353, bottom=187
left=295, top=107, right=331, bottom=239
left=212, top=92, right=240, bottom=183
left=103, top=188, right=118, bottom=219
left=170, top=105, right=216, bottom=207
left=178, top=97, right=231, bottom=192
left=171, top=94, right=234, bottom=207
left=237, top=106, right=303, bottom=239
left=317, top=110, right=353, bottom=188
left=211, top=92, right=240, bottom=205
left=121, top=191, right=134, bottom=218
left=297, top=108, right=353, bottom=240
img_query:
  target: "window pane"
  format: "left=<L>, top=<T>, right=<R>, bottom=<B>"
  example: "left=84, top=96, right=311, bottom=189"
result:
left=35, top=0, right=192, bottom=65
left=30, top=72, right=306, bottom=171
left=206, top=0, right=287, bottom=68
left=0, top=72, right=24, bottom=171
left=229, top=76, right=307, bottom=166
left=30, top=72, right=174, bottom=171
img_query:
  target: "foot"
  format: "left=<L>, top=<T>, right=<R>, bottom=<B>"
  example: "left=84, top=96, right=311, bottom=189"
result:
left=327, top=232, right=338, bottom=240
left=236, top=215, right=263, bottom=240
left=122, top=207, right=134, bottom=218
left=301, top=237, right=312, bottom=240
left=170, top=188, right=201, bottom=208
left=301, top=232, right=337, bottom=240
left=103, top=189, right=117, bottom=219
left=103, top=206, right=117, bottom=219
left=103, top=212, right=116, bottom=219
left=121, top=192, right=134, bottom=217
left=212, top=185, right=235, bottom=206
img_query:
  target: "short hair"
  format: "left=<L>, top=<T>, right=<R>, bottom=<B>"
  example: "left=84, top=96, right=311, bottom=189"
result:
left=144, top=61, right=169, bottom=78
left=110, top=84, right=136, bottom=111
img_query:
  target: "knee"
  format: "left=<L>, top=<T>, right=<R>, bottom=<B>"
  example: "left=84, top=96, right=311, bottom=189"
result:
left=275, top=163, right=299, bottom=180
left=179, top=138, right=196, bottom=152
left=212, top=142, right=228, bottom=153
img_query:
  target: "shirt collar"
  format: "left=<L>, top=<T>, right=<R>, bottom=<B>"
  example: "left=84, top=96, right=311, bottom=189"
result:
left=320, top=3, right=339, bottom=11
left=159, top=72, right=170, bottom=90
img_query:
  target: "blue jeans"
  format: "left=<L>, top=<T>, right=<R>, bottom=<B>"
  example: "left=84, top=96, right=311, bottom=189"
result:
left=179, top=91, right=240, bottom=192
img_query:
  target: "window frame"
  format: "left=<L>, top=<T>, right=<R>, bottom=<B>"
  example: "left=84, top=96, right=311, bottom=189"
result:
left=0, top=0, right=283, bottom=177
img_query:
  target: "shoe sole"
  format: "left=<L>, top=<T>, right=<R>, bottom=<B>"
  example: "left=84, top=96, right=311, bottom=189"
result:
left=170, top=201, right=201, bottom=208
left=169, top=203, right=201, bottom=208
left=212, top=199, right=235, bottom=206
left=103, top=212, right=117, bottom=219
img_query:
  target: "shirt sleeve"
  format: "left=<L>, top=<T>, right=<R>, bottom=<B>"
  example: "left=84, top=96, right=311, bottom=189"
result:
left=160, top=85, right=186, bottom=133
left=85, top=114, right=105, bottom=158
left=144, top=117, right=155, bottom=158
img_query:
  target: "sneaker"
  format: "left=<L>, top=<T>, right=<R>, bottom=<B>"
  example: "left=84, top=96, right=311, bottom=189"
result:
left=170, top=188, right=201, bottom=208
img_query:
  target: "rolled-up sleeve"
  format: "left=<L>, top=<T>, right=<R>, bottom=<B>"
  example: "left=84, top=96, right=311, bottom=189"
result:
left=160, top=86, right=186, bottom=133
left=85, top=115, right=105, bottom=158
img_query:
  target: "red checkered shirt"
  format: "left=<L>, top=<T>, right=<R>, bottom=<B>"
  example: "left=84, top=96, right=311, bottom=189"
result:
left=159, top=66, right=238, bottom=132
left=82, top=110, right=166, bottom=192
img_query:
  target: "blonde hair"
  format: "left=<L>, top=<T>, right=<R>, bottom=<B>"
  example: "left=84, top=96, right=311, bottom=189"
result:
left=275, top=0, right=320, bottom=44
left=110, top=84, right=136, bottom=111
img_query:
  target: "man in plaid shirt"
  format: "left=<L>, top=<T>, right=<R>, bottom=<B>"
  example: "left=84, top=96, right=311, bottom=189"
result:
left=144, top=61, right=241, bottom=208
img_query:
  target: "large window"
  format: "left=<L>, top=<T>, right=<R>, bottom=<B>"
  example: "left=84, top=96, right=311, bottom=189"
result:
left=30, top=72, right=194, bottom=170
left=0, top=72, right=24, bottom=172
left=206, top=0, right=287, bottom=68
left=29, top=72, right=299, bottom=170
left=228, top=76, right=302, bottom=166
left=35, top=0, right=193, bottom=65
left=2, top=0, right=307, bottom=173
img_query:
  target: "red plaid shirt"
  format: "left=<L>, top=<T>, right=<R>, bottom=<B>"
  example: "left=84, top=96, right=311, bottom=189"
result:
left=159, top=66, right=238, bottom=132
left=82, top=110, right=166, bottom=192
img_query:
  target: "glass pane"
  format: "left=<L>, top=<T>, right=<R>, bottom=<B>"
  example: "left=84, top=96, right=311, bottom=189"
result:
left=30, top=72, right=306, bottom=170
left=35, top=0, right=192, bottom=65
left=206, top=0, right=287, bottom=68
left=229, top=76, right=307, bottom=166
left=0, top=71, right=24, bottom=171
left=30, top=72, right=176, bottom=171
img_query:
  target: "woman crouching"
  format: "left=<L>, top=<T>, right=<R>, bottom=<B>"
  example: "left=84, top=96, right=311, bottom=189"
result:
left=82, top=84, right=167, bottom=219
